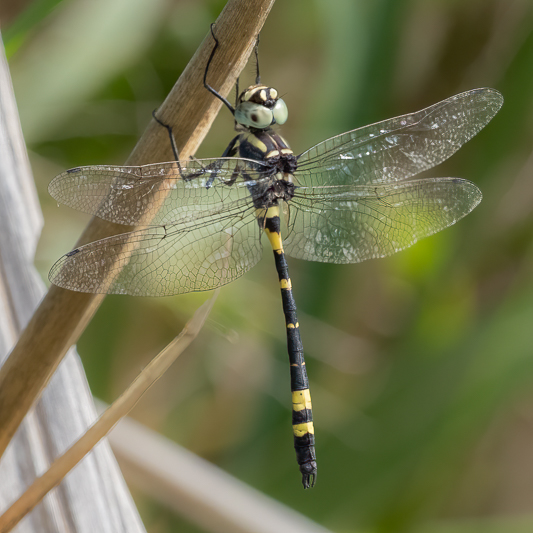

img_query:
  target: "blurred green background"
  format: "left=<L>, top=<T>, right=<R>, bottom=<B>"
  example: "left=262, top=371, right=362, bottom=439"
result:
left=4, top=0, right=533, bottom=531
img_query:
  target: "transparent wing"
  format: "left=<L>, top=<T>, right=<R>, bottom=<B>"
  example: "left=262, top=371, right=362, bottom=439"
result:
left=296, top=88, right=503, bottom=186
left=283, top=178, right=482, bottom=263
left=49, top=203, right=261, bottom=296
left=48, top=158, right=269, bottom=226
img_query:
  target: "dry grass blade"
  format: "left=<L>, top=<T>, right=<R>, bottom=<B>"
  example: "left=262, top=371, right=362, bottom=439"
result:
left=0, top=296, right=216, bottom=533
left=0, top=0, right=276, bottom=459
left=111, top=418, right=334, bottom=533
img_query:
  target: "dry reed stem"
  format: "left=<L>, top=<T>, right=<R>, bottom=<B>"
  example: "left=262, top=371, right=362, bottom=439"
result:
left=0, top=0, right=276, bottom=459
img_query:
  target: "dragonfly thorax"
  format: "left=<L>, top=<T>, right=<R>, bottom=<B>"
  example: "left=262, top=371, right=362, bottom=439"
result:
left=234, top=84, right=288, bottom=130
left=249, top=174, right=295, bottom=209
left=238, top=130, right=297, bottom=174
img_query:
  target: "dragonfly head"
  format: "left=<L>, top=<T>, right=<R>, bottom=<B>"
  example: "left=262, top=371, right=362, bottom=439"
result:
left=234, top=85, right=288, bottom=130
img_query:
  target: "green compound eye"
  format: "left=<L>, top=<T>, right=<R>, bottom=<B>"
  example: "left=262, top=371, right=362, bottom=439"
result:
left=272, top=98, right=288, bottom=125
left=235, top=102, right=273, bottom=129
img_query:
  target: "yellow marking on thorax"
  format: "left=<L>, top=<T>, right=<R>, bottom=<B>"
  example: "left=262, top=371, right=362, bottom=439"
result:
left=247, top=134, right=267, bottom=154
left=293, top=422, right=315, bottom=437
left=277, top=134, right=290, bottom=146
left=292, top=389, right=312, bottom=411
left=287, top=322, right=299, bottom=329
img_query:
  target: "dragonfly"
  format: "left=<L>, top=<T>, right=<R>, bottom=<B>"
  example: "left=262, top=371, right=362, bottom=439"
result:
left=48, top=27, right=503, bottom=488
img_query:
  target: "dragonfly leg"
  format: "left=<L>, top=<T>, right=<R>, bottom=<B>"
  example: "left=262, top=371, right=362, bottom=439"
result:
left=152, top=110, right=181, bottom=164
left=204, top=23, right=235, bottom=115
left=151, top=111, right=240, bottom=189
left=253, top=32, right=261, bottom=84
left=202, top=135, right=241, bottom=188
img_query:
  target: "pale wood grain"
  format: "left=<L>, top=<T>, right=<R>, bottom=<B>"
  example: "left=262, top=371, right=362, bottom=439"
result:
left=0, top=34, right=146, bottom=533
left=0, top=298, right=216, bottom=533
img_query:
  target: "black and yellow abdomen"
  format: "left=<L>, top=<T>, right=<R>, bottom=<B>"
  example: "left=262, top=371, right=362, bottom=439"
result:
left=262, top=205, right=317, bottom=488
left=238, top=126, right=315, bottom=487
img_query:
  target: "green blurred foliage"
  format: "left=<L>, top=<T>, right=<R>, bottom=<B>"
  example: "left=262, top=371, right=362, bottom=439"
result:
left=6, top=0, right=533, bottom=531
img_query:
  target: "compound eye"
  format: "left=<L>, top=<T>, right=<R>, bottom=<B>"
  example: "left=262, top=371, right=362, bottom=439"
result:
left=234, top=102, right=273, bottom=129
left=272, top=98, right=288, bottom=125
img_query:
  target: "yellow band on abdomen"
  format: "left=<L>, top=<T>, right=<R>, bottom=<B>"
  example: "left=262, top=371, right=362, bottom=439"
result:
left=292, top=389, right=312, bottom=411
left=280, top=278, right=292, bottom=289
left=262, top=207, right=283, bottom=251
left=293, top=422, right=315, bottom=437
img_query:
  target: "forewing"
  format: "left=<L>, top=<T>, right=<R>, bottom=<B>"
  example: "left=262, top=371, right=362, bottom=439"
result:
left=283, top=178, right=482, bottom=263
left=49, top=203, right=262, bottom=296
left=296, top=88, right=503, bottom=186
left=48, top=158, right=268, bottom=226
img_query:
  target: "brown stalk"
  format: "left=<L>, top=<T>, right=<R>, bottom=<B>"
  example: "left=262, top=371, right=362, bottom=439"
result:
left=0, top=0, right=276, bottom=458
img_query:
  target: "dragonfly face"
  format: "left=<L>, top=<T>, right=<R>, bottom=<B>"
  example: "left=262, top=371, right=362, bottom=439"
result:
left=48, top=27, right=503, bottom=489
left=234, top=84, right=288, bottom=129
